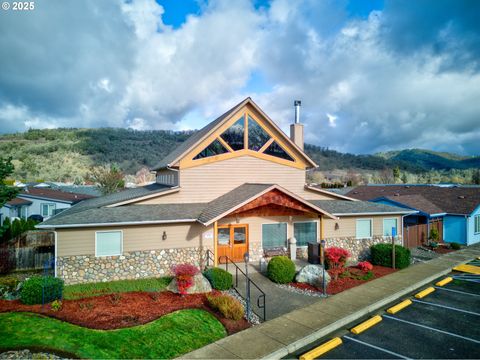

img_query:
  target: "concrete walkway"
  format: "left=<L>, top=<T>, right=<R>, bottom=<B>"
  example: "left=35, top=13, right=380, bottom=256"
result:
left=184, top=244, right=480, bottom=359
left=224, top=261, right=321, bottom=320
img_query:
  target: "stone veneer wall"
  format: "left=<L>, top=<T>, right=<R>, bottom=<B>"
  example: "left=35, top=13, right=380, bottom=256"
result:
left=325, top=236, right=403, bottom=262
left=58, top=247, right=211, bottom=285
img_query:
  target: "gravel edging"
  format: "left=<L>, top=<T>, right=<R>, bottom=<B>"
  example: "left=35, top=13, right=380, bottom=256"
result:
left=0, top=350, right=68, bottom=359
left=274, top=283, right=327, bottom=298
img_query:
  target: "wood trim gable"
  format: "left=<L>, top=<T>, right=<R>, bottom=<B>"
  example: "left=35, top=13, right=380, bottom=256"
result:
left=202, top=184, right=336, bottom=226
left=179, top=102, right=309, bottom=170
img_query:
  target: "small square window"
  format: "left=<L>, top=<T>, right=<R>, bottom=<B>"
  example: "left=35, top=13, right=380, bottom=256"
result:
left=96, top=231, right=123, bottom=257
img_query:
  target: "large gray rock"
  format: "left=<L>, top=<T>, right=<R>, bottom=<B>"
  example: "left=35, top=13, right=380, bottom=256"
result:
left=295, top=264, right=331, bottom=288
left=167, top=273, right=212, bottom=294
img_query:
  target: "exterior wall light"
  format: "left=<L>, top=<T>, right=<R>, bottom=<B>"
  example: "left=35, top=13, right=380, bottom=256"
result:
left=335, top=223, right=340, bottom=231
left=162, top=231, right=167, bottom=241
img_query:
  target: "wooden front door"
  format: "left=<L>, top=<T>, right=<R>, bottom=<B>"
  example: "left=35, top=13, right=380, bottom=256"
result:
left=217, top=224, right=249, bottom=262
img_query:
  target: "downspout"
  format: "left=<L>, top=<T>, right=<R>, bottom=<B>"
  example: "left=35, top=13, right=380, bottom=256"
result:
left=465, top=215, right=469, bottom=246
left=213, top=221, right=218, bottom=267
left=54, top=230, right=58, bottom=278
left=401, top=214, right=407, bottom=247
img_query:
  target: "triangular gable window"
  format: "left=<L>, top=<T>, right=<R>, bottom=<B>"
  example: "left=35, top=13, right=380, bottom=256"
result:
left=248, top=116, right=270, bottom=151
left=264, top=141, right=294, bottom=162
left=193, top=139, right=229, bottom=160
left=220, top=116, right=244, bottom=151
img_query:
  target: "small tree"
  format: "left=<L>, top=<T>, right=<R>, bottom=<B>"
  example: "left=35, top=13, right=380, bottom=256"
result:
left=393, top=166, right=401, bottom=183
left=472, top=169, right=480, bottom=185
left=0, top=157, right=18, bottom=208
left=401, top=173, right=408, bottom=184
left=86, top=164, right=125, bottom=195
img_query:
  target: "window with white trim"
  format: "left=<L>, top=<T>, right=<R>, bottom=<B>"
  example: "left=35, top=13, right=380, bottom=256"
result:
left=41, top=203, right=56, bottom=217
left=383, top=218, right=398, bottom=236
left=475, top=215, right=480, bottom=234
left=262, top=223, right=287, bottom=249
left=356, top=219, right=372, bottom=239
left=96, top=231, right=123, bottom=257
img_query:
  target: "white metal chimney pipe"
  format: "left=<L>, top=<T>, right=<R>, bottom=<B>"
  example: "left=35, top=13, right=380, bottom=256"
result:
left=294, top=100, right=301, bottom=123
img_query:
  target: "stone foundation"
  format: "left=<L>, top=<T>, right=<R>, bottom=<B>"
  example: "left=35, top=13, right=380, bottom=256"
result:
left=57, top=247, right=210, bottom=285
left=248, top=242, right=264, bottom=262
left=325, top=236, right=403, bottom=262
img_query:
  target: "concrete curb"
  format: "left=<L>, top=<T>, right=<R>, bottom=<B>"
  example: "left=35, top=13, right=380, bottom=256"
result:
left=183, top=245, right=480, bottom=359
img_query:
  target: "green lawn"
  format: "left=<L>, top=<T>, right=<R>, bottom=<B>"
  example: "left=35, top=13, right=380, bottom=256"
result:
left=0, top=310, right=226, bottom=359
left=63, top=276, right=172, bottom=300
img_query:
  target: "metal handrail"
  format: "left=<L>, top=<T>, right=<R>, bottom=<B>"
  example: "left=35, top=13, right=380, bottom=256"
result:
left=206, top=250, right=266, bottom=321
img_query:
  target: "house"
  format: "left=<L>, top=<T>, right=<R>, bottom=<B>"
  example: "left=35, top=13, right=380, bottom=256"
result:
left=38, top=98, right=413, bottom=284
left=345, top=185, right=480, bottom=247
left=0, top=187, right=95, bottom=224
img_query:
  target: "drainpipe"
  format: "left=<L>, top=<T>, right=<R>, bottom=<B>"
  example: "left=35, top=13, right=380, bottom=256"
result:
left=401, top=214, right=407, bottom=247
left=213, top=221, right=218, bottom=267
left=465, top=215, right=469, bottom=246
left=54, top=230, right=58, bottom=278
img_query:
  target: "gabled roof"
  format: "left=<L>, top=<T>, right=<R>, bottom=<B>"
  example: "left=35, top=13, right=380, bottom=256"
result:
left=346, top=185, right=480, bottom=215
left=5, top=198, right=33, bottom=207
left=151, top=97, right=318, bottom=170
left=380, top=195, right=445, bottom=216
left=309, top=200, right=415, bottom=216
left=198, top=183, right=337, bottom=225
left=305, top=185, right=358, bottom=201
left=18, top=188, right=94, bottom=204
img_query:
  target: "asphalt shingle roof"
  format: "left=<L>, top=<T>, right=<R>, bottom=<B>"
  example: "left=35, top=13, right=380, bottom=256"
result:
left=309, top=200, right=413, bottom=215
left=346, top=185, right=480, bottom=215
left=151, top=100, right=242, bottom=170
left=41, top=204, right=207, bottom=226
left=383, top=195, right=445, bottom=215
left=197, top=183, right=273, bottom=224
left=19, top=188, right=94, bottom=203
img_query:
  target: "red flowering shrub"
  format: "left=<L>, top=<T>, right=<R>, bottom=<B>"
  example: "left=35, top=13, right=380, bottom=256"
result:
left=325, top=247, right=350, bottom=280
left=172, top=264, right=199, bottom=295
left=357, top=261, right=373, bottom=273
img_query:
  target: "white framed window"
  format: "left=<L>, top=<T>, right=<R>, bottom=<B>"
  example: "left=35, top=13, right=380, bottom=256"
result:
left=18, top=206, right=28, bottom=219
left=95, top=230, right=123, bottom=257
left=356, top=219, right=372, bottom=239
left=41, top=203, right=56, bottom=217
left=475, top=215, right=480, bottom=234
left=294, top=221, right=318, bottom=246
left=383, top=218, right=398, bottom=236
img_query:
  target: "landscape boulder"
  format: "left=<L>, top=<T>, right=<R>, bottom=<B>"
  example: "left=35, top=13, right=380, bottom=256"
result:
left=167, top=273, right=212, bottom=294
left=295, top=264, right=331, bottom=288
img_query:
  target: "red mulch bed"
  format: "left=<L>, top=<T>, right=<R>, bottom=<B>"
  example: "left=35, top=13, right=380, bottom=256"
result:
left=432, top=247, right=456, bottom=254
left=289, top=265, right=397, bottom=295
left=0, top=291, right=249, bottom=335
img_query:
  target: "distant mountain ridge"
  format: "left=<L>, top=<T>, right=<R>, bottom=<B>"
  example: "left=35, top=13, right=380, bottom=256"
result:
left=0, top=128, right=478, bottom=181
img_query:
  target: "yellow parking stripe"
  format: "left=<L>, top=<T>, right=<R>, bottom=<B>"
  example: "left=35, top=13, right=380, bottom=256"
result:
left=415, top=287, right=435, bottom=299
left=436, top=277, right=453, bottom=286
left=387, top=299, right=412, bottom=314
left=350, top=315, right=382, bottom=335
left=453, top=264, right=480, bottom=275
left=300, top=338, right=343, bottom=360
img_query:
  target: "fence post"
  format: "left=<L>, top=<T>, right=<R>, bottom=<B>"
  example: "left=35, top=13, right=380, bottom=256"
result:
left=244, top=252, right=251, bottom=321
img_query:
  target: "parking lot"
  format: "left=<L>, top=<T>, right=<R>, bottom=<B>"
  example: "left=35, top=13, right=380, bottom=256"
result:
left=296, top=264, right=480, bottom=359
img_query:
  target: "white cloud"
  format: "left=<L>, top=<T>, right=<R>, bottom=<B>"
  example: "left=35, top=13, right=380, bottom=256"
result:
left=0, top=0, right=479, bottom=156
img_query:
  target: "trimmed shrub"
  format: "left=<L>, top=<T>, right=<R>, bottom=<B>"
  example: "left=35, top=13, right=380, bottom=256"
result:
left=206, top=294, right=244, bottom=321
left=203, top=268, right=233, bottom=290
left=325, top=247, right=350, bottom=280
left=172, top=264, right=199, bottom=295
left=450, top=242, right=461, bottom=250
left=370, top=244, right=411, bottom=269
left=357, top=261, right=373, bottom=273
left=20, top=276, right=64, bottom=305
left=267, top=256, right=296, bottom=284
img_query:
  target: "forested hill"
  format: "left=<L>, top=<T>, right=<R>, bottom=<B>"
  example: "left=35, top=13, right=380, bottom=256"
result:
left=0, top=128, right=479, bottom=182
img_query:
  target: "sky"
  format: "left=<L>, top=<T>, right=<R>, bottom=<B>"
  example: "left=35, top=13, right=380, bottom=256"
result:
left=0, top=0, right=479, bottom=155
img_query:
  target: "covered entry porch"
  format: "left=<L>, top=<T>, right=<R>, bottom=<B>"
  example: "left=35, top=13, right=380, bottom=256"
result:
left=198, top=184, right=335, bottom=265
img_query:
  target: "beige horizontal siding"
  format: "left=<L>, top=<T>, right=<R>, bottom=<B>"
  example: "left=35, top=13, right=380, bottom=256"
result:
left=139, top=156, right=308, bottom=204
left=56, top=223, right=213, bottom=257
left=323, top=215, right=401, bottom=238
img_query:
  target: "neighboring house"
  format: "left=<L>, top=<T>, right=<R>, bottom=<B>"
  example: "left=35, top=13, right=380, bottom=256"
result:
left=38, top=98, right=413, bottom=284
left=0, top=188, right=95, bottom=224
left=345, top=185, right=480, bottom=247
